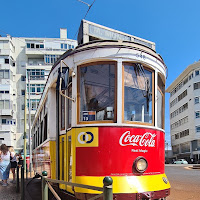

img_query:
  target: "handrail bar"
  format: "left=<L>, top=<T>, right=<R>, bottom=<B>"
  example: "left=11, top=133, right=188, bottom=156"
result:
left=47, top=182, right=61, bottom=200
left=45, top=178, right=103, bottom=192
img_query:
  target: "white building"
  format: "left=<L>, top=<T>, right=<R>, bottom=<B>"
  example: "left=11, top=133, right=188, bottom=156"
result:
left=166, top=61, right=200, bottom=162
left=0, top=29, right=77, bottom=151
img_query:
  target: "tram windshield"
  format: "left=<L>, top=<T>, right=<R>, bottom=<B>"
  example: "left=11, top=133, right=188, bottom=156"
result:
left=124, top=64, right=153, bottom=124
left=79, top=63, right=116, bottom=122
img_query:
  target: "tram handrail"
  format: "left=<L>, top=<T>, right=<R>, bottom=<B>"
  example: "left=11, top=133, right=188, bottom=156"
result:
left=46, top=178, right=104, bottom=191
left=41, top=171, right=113, bottom=200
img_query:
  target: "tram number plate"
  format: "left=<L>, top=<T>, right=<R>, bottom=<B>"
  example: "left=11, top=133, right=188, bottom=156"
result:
left=82, top=111, right=96, bottom=121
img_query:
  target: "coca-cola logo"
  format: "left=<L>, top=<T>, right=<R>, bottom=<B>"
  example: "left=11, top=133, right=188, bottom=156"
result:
left=119, top=131, right=156, bottom=147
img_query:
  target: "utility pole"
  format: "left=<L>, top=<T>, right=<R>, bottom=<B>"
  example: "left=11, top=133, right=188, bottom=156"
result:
left=28, top=72, right=32, bottom=177
left=23, top=90, right=27, bottom=174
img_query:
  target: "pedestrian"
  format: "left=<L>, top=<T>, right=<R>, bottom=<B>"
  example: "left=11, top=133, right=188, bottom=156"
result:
left=17, top=153, right=23, bottom=167
left=0, top=144, right=11, bottom=186
left=9, top=147, right=17, bottom=183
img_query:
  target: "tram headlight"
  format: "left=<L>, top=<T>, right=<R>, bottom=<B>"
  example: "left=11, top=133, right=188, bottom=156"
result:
left=133, top=157, right=148, bottom=173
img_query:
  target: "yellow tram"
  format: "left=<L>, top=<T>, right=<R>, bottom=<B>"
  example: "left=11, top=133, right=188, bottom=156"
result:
left=32, top=20, right=170, bottom=200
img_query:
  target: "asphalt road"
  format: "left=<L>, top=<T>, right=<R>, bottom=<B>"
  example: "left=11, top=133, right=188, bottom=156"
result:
left=165, top=164, right=200, bottom=200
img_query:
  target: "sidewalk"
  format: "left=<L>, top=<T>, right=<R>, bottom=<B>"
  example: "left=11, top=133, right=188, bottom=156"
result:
left=0, top=178, right=20, bottom=200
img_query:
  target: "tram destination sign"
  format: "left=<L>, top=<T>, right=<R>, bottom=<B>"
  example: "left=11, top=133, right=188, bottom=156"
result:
left=78, top=19, right=155, bottom=50
left=89, top=24, right=131, bottom=42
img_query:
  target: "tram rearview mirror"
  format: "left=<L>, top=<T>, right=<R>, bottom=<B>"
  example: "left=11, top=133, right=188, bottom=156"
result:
left=61, top=67, right=69, bottom=90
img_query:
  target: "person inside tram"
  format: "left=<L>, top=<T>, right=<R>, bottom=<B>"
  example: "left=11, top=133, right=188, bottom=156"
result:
left=88, top=98, right=100, bottom=111
left=88, top=98, right=105, bottom=120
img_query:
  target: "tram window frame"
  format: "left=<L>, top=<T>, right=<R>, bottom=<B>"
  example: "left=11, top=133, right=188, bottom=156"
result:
left=157, top=73, right=165, bottom=129
left=77, top=61, right=117, bottom=124
left=122, top=62, right=155, bottom=126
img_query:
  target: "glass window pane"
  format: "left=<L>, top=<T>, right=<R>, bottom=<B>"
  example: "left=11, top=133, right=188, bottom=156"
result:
left=79, top=63, right=116, bottom=121
left=124, top=64, right=152, bottom=123
left=4, top=70, right=9, bottom=79
left=0, top=100, right=3, bottom=109
left=4, top=100, right=10, bottom=109
left=157, top=89, right=162, bottom=128
left=0, top=71, right=3, bottom=79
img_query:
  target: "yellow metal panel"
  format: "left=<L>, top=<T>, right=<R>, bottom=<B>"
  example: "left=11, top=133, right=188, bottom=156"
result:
left=59, top=135, right=66, bottom=190
left=75, top=174, right=170, bottom=194
left=66, top=129, right=74, bottom=194
left=75, top=127, right=99, bottom=147
left=49, top=141, right=56, bottom=179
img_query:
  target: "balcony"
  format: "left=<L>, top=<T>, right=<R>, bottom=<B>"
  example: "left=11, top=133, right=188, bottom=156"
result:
left=0, top=124, right=15, bottom=132
left=0, top=109, right=13, bottom=116
left=25, top=47, right=66, bottom=56
left=0, top=49, right=10, bottom=56
left=0, top=93, right=12, bottom=100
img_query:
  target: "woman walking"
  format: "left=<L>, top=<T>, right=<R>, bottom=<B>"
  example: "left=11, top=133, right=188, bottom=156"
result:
left=9, top=147, right=17, bottom=183
left=0, top=144, right=11, bottom=186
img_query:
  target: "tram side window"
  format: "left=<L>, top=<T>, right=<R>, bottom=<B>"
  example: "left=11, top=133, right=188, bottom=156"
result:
left=66, top=83, right=72, bottom=129
left=79, top=63, right=116, bottom=122
left=123, top=64, right=153, bottom=124
left=32, top=134, right=35, bottom=149
left=44, top=114, right=47, bottom=141
left=40, top=121, right=43, bottom=144
left=157, top=74, right=165, bottom=129
left=61, top=94, right=65, bottom=130
left=37, top=127, right=40, bottom=146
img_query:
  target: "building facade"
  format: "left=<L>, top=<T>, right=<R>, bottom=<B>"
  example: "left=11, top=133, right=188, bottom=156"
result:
left=166, top=61, right=200, bottom=163
left=0, top=29, right=77, bottom=151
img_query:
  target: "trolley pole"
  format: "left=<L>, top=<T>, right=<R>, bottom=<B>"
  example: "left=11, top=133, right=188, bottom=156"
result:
left=28, top=72, right=32, bottom=177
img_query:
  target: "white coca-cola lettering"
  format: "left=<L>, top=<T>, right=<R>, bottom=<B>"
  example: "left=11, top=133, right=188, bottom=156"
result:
left=119, top=131, right=156, bottom=147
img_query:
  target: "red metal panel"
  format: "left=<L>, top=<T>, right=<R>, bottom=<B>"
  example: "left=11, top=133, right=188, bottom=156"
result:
left=76, top=127, right=165, bottom=176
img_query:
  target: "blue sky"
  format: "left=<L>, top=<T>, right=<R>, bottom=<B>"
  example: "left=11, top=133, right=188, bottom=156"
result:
left=1, top=0, right=200, bottom=145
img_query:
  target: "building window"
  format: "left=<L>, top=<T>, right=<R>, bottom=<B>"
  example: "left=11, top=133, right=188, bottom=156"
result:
left=175, top=133, right=179, bottom=139
left=178, top=90, right=187, bottom=101
left=195, top=97, right=199, bottom=104
left=2, top=119, right=6, bottom=124
left=5, top=59, right=9, bottom=64
left=180, top=142, right=190, bottom=153
left=21, top=76, right=26, bottom=81
left=27, top=69, right=45, bottom=80
left=0, top=70, right=10, bottom=79
left=21, top=90, right=25, bottom=95
left=196, top=126, right=200, bottom=133
left=195, top=70, right=199, bottom=76
left=27, top=84, right=44, bottom=95
left=22, top=104, right=25, bottom=110
left=0, top=100, right=10, bottom=109
left=194, top=82, right=200, bottom=90
left=195, top=111, right=200, bottom=118
left=27, top=99, right=40, bottom=110
left=61, top=43, right=68, bottom=49
left=180, top=129, right=189, bottom=138
left=44, top=55, right=59, bottom=64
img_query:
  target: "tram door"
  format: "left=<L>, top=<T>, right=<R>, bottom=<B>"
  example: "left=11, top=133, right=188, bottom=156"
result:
left=66, top=81, right=73, bottom=193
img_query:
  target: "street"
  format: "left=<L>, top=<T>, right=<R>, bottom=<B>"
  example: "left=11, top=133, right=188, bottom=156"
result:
left=165, top=164, right=200, bottom=200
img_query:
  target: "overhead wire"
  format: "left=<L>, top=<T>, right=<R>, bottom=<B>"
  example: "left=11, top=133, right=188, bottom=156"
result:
left=73, top=0, right=97, bottom=40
